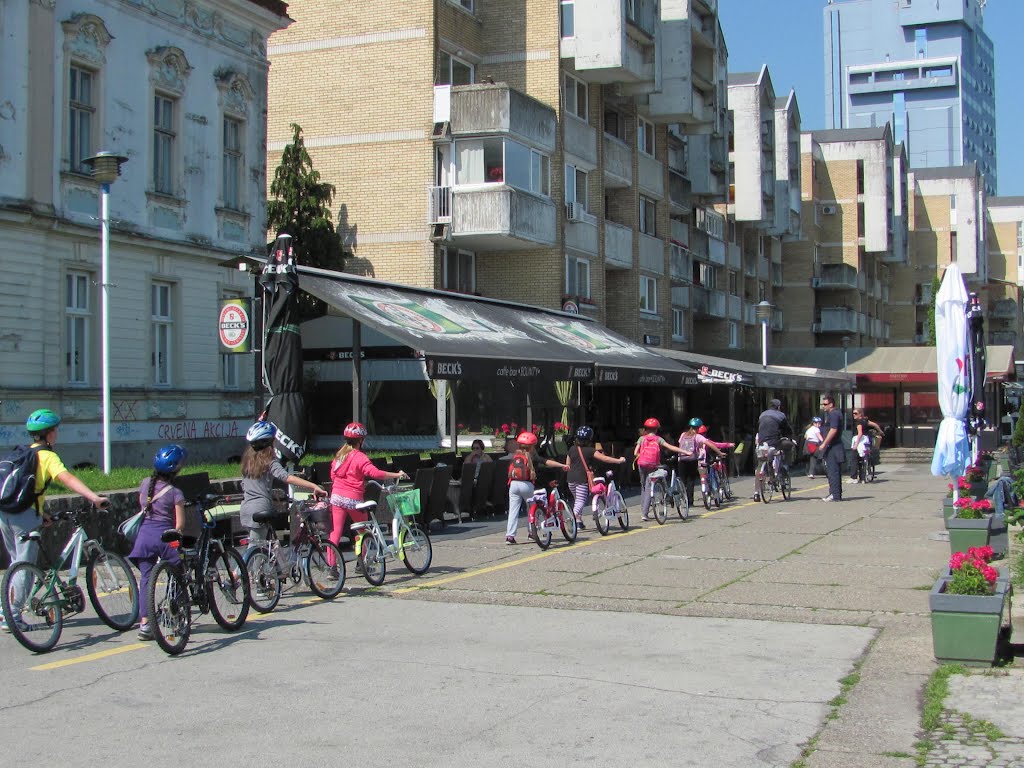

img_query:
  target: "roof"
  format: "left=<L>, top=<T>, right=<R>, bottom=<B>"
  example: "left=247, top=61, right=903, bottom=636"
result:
left=728, top=72, right=760, bottom=86
left=811, top=126, right=889, bottom=143
left=988, top=196, right=1024, bottom=207
left=659, top=349, right=854, bottom=392
left=912, top=163, right=978, bottom=181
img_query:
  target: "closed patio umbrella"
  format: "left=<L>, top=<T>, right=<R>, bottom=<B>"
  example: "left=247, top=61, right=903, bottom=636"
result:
left=930, top=264, right=970, bottom=480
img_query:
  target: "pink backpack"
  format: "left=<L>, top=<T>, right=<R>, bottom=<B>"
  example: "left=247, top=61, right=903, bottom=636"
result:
left=636, top=434, right=662, bottom=468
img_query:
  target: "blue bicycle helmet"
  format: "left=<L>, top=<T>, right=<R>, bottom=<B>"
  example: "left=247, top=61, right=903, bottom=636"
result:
left=688, top=417, right=703, bottom=428
left=26, top=409, right=61, bottom=433
left=575, top=425, right=594, bottom=442
left=154, top=444, right=187, bottom=474
left=246, top=421, right=277, bottom=444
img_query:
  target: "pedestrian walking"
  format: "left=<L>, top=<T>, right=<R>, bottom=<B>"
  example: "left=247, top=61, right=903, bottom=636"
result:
left=803, top=417, right=824, bottom=478
left=818, top=396, right=846, bottom=501
left=505, top=432, right=568, bottom=545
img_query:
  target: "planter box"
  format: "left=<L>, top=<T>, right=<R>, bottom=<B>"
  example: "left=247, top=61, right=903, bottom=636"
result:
left=945, top=512, right=993, bottom=554
left=929, top=576, right=1011, bottom=666
left=942, top=498, right=955, bottom=520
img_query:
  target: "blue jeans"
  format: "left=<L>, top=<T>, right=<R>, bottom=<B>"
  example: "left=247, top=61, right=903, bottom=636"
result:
left=0, top=508, right=43, bottom=620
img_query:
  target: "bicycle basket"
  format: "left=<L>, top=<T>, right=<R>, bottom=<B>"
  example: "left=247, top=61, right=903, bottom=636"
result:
left=755, top=444, right=772, bottom=460
left=386, top=489, right=421, bottom=519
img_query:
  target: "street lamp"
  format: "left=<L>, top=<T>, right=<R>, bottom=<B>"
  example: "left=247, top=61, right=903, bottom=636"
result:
left=81, top=151, right=128, bottom=475
left=755, top=300, right=772, bottom=369
left=841, top=335, right=851, bottom=432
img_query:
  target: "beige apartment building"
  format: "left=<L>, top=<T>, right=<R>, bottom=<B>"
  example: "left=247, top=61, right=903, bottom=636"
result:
left=985, top=197, right=1024, bottom=358
left=265, top=0, right=732, bottom=351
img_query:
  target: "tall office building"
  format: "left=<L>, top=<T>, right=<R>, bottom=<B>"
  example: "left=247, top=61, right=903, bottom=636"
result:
left=823, top=0, right=996, bottom=194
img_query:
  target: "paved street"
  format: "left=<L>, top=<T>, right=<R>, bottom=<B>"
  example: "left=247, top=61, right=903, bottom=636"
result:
left=0, top=463, right=1009, bottom=767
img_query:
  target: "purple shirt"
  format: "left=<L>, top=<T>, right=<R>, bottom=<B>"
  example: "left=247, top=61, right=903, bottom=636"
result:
left=137, top=477, right=184, bottom=527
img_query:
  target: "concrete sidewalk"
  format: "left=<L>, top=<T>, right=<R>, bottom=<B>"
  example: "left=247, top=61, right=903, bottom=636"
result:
left=412, top=462, right=1023, bottom=767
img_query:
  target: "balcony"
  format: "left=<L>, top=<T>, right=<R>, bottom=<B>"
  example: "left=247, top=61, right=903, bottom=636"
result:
left=991, top=331, right=1017, bottom=346
left=603, top=136, right=633, bottom=188
left=669, top=243, right=692, bottom=282
left=669, top=171, right=691, bottom=212
left=812, top=263, right=858, bottom=290
left=565, top=209, right=599, bottom=256
left=638, top=233, right=664, bottom=274
left=431, top=185, right=557, bottom=250
left=574, top=0, right=656, bottom=84
left=744, top=302, right=756, bottom=326
left=564, top=115, right=597, bottom=167
left=691, top=285, right=726, bottom=318
left=726, top=243, right=741, bottom=271
left=448, top=84, right=556, bottom=153
left=991, top=299, right=1017, bottom=319
left=604, top=221, right=634, bottom=270
left=638, top=153, right=664, bottom=198
left=727, top=294, right=742, bottom=321
left=672, top=285, right=690, bottom=309
left=816, top=307, right=860, bottom=334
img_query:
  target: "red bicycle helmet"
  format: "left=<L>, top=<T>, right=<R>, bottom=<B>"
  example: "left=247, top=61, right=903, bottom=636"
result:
left=643, top=417, right=660, bottom=429
left=343, top=422, right=367, bottom=439
left=697, top=425, right=708, bottom=435
left=516, top=431, right=538, bottom=447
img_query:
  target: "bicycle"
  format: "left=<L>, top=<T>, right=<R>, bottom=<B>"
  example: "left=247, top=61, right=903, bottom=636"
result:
left=592, top=470, right=629, bottom=534
left=712, top=448, right=735, bottom=502
left=243, top=499, right=346, bottom=613
left=755, top=443, right=792, bottom=503
left=646, top=460, right=682, bottom=523
left=353, top=481, right=433, bottom=586
left=527, top=480, right=576, bottom=549
left=148, top=494, right=251, bottom=655
left=1, top=504, right=139, bottom=654
left=700, top=444, right=736, bottom=509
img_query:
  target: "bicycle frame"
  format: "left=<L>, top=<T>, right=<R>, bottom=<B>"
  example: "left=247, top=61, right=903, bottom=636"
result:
left=356, top=485, right=417, bottom=560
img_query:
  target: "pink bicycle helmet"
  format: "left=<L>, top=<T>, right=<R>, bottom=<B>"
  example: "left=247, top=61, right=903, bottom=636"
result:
left=343, top=422, right=367, bottom=439
left=516, top=431, right=538, bottom=447
left=643, top=417, right=660, bottom=429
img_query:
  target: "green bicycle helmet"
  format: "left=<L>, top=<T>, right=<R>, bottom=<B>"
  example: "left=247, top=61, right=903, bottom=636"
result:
left=26, top=409, right=61, bottom=433
left=688, top=417, right=703, bottom=428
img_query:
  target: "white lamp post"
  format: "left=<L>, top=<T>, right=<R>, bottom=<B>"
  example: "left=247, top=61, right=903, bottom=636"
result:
left=82, top=151, right=128, bottom=475
left=841, top=335, right=851, bottom=432
left=755, top=300, right=772, bottom=369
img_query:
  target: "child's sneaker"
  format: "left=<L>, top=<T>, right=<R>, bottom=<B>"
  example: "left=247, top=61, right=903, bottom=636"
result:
left=505, top=536, right=517, bottom=545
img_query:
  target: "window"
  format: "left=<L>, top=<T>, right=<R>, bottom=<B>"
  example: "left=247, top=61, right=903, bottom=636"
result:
left=856, top=160, right=864, bottom=195
left=672, top=308, right=686, bottom=341
left=560, top=0, right=575, bottom=37
left=695, top=262, right=718, bottom=289
left=564, top=73, right=587, bottom=121
left=639, top=196, right=657, bottom=235
left=69, top=65, right=95, bottom=174
left=152, top=282, right=173, bottom=386
left=640, top=275, right=658, bottom=313
left=438, top=51, right=474, bottom=86
left=915, top=28, right=927, bottom=59
left=443, top=248, right=476, bottom=294
left=455, top=138, right=549, bottom=195
left=728, top=271, right=738, bottom=296
left=66, top=271, right=91, bottom=384
left=638, top=117, right=655, bottom=156
left=223, top=117, right=243, bottom=210
left=604, top=108, right=624, bottom=140
left=565, top=164, right=588, bottom=210
left=153, top=94, right=176, bottom=195
left=453, top=0, right=474, bottom=10
left=566, top=254, right=591, bottom=299
left=728, top=321, right=740, bottom=349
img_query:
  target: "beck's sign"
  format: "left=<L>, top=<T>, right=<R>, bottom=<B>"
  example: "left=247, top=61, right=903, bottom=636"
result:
left=218, top=298, right=251, bottom=353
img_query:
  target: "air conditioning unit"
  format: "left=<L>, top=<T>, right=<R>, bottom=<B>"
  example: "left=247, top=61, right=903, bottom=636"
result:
left=811, top=322, right=822, bottom=333
left=821, top=204, right=837, bottom=215
left=565, top=202, right=583, bottom=221
left=430, top=121, right=451, bottom=140
left=810, top=277, right=823, bottom=288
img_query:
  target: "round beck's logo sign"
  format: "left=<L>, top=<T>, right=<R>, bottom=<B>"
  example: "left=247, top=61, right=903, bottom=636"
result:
left=219, top=302, right=250, bottom=349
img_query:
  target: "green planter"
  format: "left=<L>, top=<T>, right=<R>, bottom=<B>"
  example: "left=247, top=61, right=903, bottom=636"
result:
left=945, top=512, right=992, bottom=554
left=929, top=576, right=1011, bottom=666
left=942, top=498, right=955, bottom=520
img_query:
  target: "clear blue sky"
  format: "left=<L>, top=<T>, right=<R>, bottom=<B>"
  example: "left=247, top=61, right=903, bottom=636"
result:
left=718, top=0, right=1024, bottom=196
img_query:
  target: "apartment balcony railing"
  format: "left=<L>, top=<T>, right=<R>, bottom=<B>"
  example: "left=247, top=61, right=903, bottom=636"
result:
left=991, top=331, right=1017, bottom=346
left=692, top=286, right=726, bottom=318
left=708, top=289, right=726, bottom=317
left=991, top=299, right=1017, bottom=319
left=428, top=185, right=452, bottom=223
left=603, top=136, right=632, bottom=188
left=638, top=152, right=664, bottom=198
left=672, top=285, right=690, bottom=309
left=565, top=209, right=599, bottom=255
left=669, top=171, right=691, bottom=211
left=564, top=115, right=597, bottom=167
left=727, top=243, right=741, bottom=271
left=727, top=294, right=742, bottom=321
left=744, top=302, right=756, bottom=326
left=638, top=233, right=665, bottom=274
left=669, top=243, right=692, bottom=282
left=815, top=307, right=860, bottom=334
left=428, top=185, right=557, bottom=250
left=604, top=221, right=634, bottom=270
left=857, top=313, right=867, bottom=334
left=812, top=263, right=858, bottom=290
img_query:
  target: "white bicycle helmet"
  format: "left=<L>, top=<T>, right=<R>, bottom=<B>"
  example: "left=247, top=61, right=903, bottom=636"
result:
left=246, top=421, right=277, bottom=444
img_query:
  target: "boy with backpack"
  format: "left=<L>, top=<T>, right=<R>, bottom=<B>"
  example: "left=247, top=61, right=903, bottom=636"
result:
left=634, top=418, right=687, bottom=522
left=505, top=431, right=568, bottom=545
left=0, top=409, right=108, bottom=631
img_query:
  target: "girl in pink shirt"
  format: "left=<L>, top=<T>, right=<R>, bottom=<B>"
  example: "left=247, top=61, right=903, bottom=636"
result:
left=329, top=422, right=407, bottom=558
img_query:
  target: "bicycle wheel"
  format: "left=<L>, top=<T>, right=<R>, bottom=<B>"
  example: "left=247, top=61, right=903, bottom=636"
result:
left=615, top=492, right=629, bottom=530
left=305, top=540, right=345, bottom=599
left=360, top=537, right=387, bottom=586
left=651, top=481, right=668, bottom=524
left=722, top=473, right=734, bottom=500
left=534, top=506, right=552, bottom=550
left=594, top=496, right=611, bottom=535
left=399, top=526, right=432, bottom=574
left=702, top=474, right=713, bottom=510
left=149, top=561, right=190, bottom=656
left=780, top=468, right=792, bottom=500
left=867, top=460, right=877, bottom=483
left=760, top=467, right=774, bottom=503
left=243, top=547, right=281, bottom=613
left=207, top=548, right=250, bottom=631
left=86, top=550, right=140, bottom=631
left=555, top=500, right=577, bottom=543
left=2, top=563, right=62, bottom=653
left=673, top=480, right=690, bottom=521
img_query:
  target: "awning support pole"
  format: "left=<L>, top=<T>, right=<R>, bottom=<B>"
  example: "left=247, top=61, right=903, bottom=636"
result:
left=352, top=320, right=362, bottom=426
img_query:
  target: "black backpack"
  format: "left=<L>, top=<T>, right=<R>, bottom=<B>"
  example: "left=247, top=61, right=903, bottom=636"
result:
left=0, top=445, right=50, bottom=514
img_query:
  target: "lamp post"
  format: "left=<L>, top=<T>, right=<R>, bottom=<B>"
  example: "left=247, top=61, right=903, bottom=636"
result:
left=841, top=335, right=851, bottom=432
left=755, top=300, right=772, bottom=369
left=82, top=151, right=128, bottom=475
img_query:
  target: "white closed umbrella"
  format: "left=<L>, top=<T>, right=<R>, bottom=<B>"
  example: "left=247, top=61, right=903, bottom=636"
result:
left=930, top=264, right=970, bottom=479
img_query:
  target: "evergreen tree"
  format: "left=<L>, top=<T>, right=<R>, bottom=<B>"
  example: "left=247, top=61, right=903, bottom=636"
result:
left=266, top=123, right=345, bottom=320
left=927, top=274, right=942, bottom=346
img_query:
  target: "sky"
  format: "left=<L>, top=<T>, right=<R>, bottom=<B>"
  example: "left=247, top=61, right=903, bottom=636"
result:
left=718, top=0, right=1024, bottom=197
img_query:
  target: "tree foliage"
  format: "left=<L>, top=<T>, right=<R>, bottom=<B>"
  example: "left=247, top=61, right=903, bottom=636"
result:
left=927, top=274, right=942, bottom=346
left=266, top=123, right=345, bottom=320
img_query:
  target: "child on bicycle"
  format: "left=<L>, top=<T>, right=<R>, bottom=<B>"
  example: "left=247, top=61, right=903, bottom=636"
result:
left=330, top=422, right=408, bottom=563
left=128, top=444, right=187, bottom=641
left=506, top=432, right=568, bottom=545
left=566, top=426, right=625, bottom=530
left=241, top=421, right=327, bottom=554
left=678, top=419, right=725, bottom=509
left=634, top=418, right=686, bottom=522
left=0, top=409, right=109, bottom=633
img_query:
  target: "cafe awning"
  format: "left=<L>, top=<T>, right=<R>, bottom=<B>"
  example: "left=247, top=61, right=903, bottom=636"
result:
left=297, top=266, right=698, bottom=386
left=659, top=349, right=854, bottom=392
left=847, top=345, right=1015, bottom=385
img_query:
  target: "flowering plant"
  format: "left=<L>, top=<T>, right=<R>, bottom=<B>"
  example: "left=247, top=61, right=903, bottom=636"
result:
left=553, top=421, right=570, bottom=435
left=963, top=462, right=987, bottom=483
left=494, top=422, right=519, bottom=439
left=953, top=497, right=993, bottom=519
left=946, top=546, right=998, bottom=596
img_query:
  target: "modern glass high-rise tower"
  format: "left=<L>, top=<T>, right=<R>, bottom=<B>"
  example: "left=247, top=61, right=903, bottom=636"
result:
left=823, top=0, right=996, bottom=194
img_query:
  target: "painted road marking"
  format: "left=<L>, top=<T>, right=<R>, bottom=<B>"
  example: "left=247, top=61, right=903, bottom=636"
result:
left=32, top=643, right=147, bottom=671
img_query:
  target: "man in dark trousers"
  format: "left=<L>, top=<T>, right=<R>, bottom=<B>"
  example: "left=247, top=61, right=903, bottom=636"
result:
left=753, top=398, right=792, bottom=501
left=818, top=395, right=846, bottom=501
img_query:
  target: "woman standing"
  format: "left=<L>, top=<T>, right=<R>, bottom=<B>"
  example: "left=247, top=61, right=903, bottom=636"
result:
left=566, top=426, right=625, bottom=530
left=129, top=444, right=187, bottom=641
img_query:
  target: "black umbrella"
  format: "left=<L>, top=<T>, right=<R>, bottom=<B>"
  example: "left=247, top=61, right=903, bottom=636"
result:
left=965, top=291, right=987, bottom=450
left=260, top=234, right=307, bottom=463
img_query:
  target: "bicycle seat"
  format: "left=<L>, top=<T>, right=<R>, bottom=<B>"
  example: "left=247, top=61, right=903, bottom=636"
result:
left=252, top=510, right=280, bottom=524
left=161, top=529, right=183, bottom=544
left=648, top=468, right=668, bottom=479
left=355, top=500, right=376, bottom=512
left=18, top=530, right=42, bottom=543
left=350, top=521, right=373, bottom=532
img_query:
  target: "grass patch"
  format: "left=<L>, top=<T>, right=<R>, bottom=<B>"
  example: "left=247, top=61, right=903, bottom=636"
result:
left=882, top=752, right=912, bottom=759
left=915, top=663, right=1005, bottom=766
